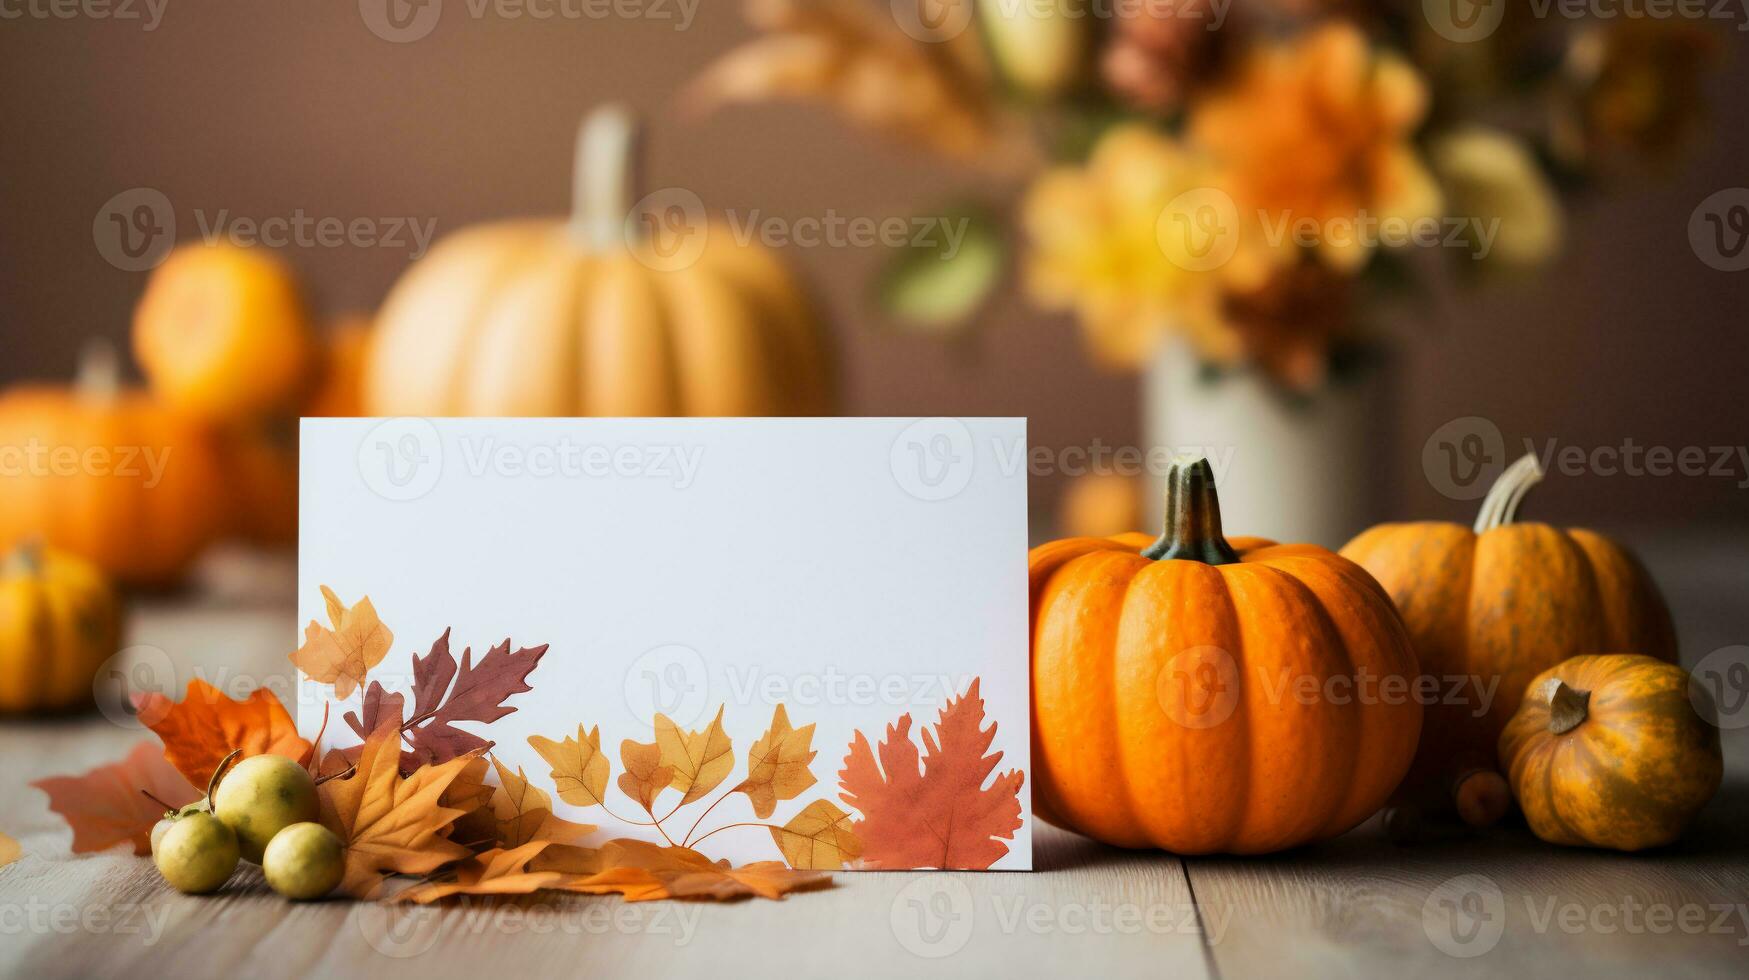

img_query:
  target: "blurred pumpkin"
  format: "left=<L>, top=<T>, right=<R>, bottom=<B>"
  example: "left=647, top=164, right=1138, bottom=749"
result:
left=133, top=242, right=316, bottom=423
left=302, top=317, right=370, bottom=418
left=366, top=106, right=833, bottom=417
left=0, top=542, right=122, bottom=713
left=1500, top=654, right=1720, bottom=851
left=1058, top=471, right=1143, bottom=539
left=0, top=344, right=224, bottom=588
left=1030, top=456, right=1422, bottom=854
left=213, top=423, right=298, bottom=547
left=1341, top=453, right=1676, bottom=828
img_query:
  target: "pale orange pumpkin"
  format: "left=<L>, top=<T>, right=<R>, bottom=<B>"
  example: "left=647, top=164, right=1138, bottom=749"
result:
left=365, top=106, right=833, bottom=417
left=0, top=542, right=122, bottom=713
left=0, top=345, right=224, bottom=587
left=133, top=242, right=316, bottom=422
left=1030, top=456, right=1422, bottom=854
left=1342, top=454, right=1676, bottom=829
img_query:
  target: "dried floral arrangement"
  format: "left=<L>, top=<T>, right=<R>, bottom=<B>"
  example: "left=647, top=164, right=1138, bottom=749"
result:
left=30, top=587, right=1025, bottom=904
left=695, top=0, right=1717, bottom=389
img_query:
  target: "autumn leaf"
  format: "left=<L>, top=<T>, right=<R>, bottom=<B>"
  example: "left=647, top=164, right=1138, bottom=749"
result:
left=135, top=679, right=312, bottom=788
left=0, top=831, right=19, bottom=869
left=317, top=725, right=478, bottom=898
left=771, top=799, right=862, bottom=870
left=528, top=726, right=610, bottom=809
left=655, top=707, right=734, bottom=806
left=391, top=842, right=563, bottom=904
left=488, top=757, right=595, bottom=849
left=400, top=630, right=547, bottom=765
left=548, top=839, right=830, bottom=902
left=291, top=586, right=393, bottom=698
left=738, top=704, right=817, bottom=819
left=31, top=742, right=200, bottom=855
left=617, top=739, right=673, bottom=812
left=838, top=678, right=1024, bottom=870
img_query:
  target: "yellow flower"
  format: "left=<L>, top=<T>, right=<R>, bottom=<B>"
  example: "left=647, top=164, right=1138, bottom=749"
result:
left=1189, top=23, right=1443, bottom=271
left=1022, top=125, right=1253, bottom=369
left=1430, top=127, right=1562, bottom=269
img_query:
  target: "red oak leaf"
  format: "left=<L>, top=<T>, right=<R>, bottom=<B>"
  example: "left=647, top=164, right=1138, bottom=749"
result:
left=31, top=742, right=200, bottom=855
left=343, top=681, right=422, bottom=773
left=838, top=678, right=1024, bottom=870
left=134, top=679, right=313, bottom=788
left=401, top=631, right=547, bottom=765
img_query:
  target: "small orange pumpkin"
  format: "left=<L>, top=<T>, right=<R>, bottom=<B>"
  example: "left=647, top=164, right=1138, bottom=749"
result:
left=1341, top=453, right=1675, bottom=827
left=1500, top=654, right=1721, bottom=851
left=0, top=345, right=224, bottom=587
left=0, top=542, right=123, bottom=713
left=1030, top=456, right=1422, bottom=854
left=133, top=242, right=316, bottom=423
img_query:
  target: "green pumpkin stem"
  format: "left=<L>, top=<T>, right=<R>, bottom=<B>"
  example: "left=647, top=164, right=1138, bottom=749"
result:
left=1546, top=680, right=1591, bottom=736
left=1474, top=452, right=1545, bottom=533
left=1142, top=456, right=1240, bottom=566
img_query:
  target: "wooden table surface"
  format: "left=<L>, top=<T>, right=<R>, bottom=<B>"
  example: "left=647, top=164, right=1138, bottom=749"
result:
left=3, top=536, right=1746, bottom=980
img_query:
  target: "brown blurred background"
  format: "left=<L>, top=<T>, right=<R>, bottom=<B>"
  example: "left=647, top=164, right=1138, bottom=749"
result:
left=2, top=4, right=1746, bottom=529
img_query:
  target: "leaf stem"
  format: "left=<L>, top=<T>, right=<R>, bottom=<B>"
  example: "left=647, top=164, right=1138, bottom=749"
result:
left=686, top=822, right=777, bottom=849
left=680, top=786, right=741, bottom=848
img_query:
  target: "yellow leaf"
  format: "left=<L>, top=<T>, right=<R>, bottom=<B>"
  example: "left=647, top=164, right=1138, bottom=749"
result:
left=655, top=707, right=734, bottom=806
left=392, top=842, right=563, bottom=904
left=617, top=739, right=673, bottom=813
left=290, top=586, right=393, bottom=699
left=771, top=799, right=863, bottom=870
left=0, top=831, right=20, bottom=869
left=528, top=726, right=610, bottom=809
left=316, top=726, right=476, bottom=898
left=739, top=704, right=817, bottom=819
left=488, top=756, right=594, bottom=849
left=547, top=838, right=830, bottom=902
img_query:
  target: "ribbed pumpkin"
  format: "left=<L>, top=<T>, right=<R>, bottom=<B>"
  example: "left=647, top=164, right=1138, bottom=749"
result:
left=1341, top=454, right=1676, bottom=828
left=1500, top=654, right=1721, bottom=851
left=0, top=542, right=123, bottom=713
left=365, top=106, right=833, bottom=417
left=0, top=346, right=223, bottom=587
left=1030, top=457, right=1422, bottom=854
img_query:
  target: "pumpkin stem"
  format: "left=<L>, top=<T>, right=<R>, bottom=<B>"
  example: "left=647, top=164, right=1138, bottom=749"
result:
left=1141, top=455, right=1240, bottom=566
left=1546, top=680, right=1591, bottom=735
left=1473, top=452, right=1545, bottom=533
left=74, top=339, right=122, bottom=405
left=574, top=104, right=639, bottom=251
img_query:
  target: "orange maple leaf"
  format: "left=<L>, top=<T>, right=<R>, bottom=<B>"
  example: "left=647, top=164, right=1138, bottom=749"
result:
left=0, top=831, right=19, bottom=869
left=391, top=841, right=563, bottom=904
left=487, top=757, right=595, bottom=849
left=617, top=739, right=673, bottom=813
left=31, top=741, right=200, bottom=855
left=291, top=585, right=393, bottom=698
left=547, top=839, right=829, bottom=902
left=738, top=704, right=817, bottom=819
left=134, top=679, right=312, bottom=789
left=838, top=678, right=1024, bottom=870
left=317, top=725, right=478, bottom=898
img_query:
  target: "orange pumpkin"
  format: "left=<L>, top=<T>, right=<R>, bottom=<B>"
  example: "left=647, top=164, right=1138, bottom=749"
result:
left=133, top=242, right=316, bottom=422
left=0, top=345, right=223, bottom=587
left=303, top=317, right=370, bottom=418
left=1030, top=456, right=1422, bottom=854
left=1341, top=454, right=1676, bottom=828
left=212, top=422, right=298, bottom=547
left=1500, top=654, right=1721, bottom=851
left=365, top=106, right=833, bottom=417
left=0, top=542, right=122, bottom=713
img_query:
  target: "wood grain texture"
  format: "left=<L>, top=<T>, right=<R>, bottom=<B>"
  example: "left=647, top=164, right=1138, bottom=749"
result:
left=2, top=542, right=1745, bottom=978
